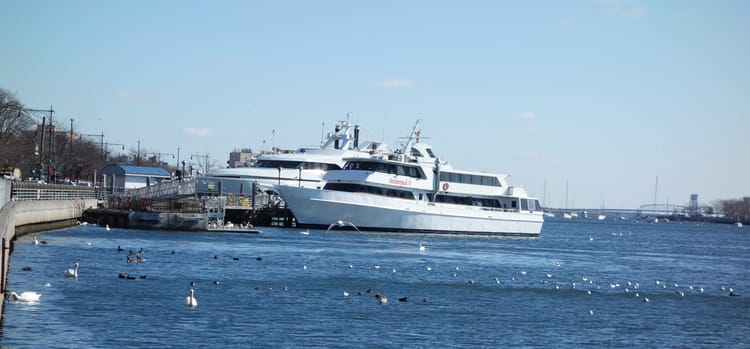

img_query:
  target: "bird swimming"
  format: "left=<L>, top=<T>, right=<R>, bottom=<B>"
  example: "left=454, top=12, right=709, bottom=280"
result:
left=186, top=288, right=198, bottom=307
left=7, top=291, right=42, bottom=302
left=419, top=243, right=426, bottom=251
left=64, top=262, right=79, bottom=278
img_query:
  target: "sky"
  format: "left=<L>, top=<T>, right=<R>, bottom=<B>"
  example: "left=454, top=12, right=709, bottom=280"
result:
left=1, top=0, right=748, bottom=209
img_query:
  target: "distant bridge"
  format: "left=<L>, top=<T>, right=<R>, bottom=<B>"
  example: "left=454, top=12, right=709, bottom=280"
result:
left=546, top=203, right=689, bottom=218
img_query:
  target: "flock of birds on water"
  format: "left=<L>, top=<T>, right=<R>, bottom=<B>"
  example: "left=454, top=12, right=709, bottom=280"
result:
left=6, top=222, right=744, bottom=319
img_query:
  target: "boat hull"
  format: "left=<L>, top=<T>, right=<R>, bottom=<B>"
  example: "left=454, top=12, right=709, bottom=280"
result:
left=277, top=186, right=544, bottom=236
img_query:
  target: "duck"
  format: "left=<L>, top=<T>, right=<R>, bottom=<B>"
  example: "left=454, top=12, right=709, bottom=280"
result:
left=7, top=291, right=42, bottom=302
left=186, top=288, right=198, bottom=307
left=64, top=262, right=79, bottom=278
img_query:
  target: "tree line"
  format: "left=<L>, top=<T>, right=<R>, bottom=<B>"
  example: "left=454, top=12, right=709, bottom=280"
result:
left=1, top=87, right=183, bottom=183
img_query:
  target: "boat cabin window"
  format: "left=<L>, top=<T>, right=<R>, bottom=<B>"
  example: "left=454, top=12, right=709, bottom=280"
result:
left=255, top=160, right=302, bottom=169
left=300, top=162, right=341, bottom=171
left=324, top=183, right=415, bottom=200
left=520, top=199, right=540, bottom=211
left=344, top=160, right=425, bottom=179
left=410, top=148, right=423, bottom=158
left=439, top=172, right=501, bottom=187
left=425, top=148, right=436, bottom=158
left=435, top=194, right=501, bottom=208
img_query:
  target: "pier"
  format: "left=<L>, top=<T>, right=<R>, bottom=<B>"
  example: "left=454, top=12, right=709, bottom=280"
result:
left=84, top=175, right=295, bottom=231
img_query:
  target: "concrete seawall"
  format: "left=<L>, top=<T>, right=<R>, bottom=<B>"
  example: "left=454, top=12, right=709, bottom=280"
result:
left=0, top=195, right=98, bottom=319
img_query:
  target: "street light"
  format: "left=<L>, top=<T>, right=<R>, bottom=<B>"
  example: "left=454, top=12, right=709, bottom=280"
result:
left=103, top=142, right=125, bottom=161
left=190, top=153, right=209, bottom=175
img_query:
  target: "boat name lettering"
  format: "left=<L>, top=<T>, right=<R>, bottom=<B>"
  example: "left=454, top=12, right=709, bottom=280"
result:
left=389, top=178, right=412, bottom=186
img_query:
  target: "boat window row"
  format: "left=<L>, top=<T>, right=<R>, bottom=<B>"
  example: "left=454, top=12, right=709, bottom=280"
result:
left=439, top=172, right=501, bottom=187
left=343, top=161, right=426, bottom=179
left=255, top=160, right=340, bottom=171
left=435, top=194, right=502, bottom=208
left=324, top=183, right=415, bottom=200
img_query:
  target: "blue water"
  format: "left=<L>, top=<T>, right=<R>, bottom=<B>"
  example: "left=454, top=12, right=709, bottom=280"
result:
left=2, top=220, right=749, bottom=348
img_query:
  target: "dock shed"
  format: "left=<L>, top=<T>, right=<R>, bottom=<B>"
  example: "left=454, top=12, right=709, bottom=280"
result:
left=101, top=165, right=171, bottom=192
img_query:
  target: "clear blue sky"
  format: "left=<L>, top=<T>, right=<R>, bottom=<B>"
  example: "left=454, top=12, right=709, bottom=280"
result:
left=2, top=0, right=748, bottom=209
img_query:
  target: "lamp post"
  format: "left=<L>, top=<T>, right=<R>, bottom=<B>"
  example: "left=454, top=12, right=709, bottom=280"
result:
left=103, top=142, right=125, bottom=161
left=190, top=153, right=209, bottom=175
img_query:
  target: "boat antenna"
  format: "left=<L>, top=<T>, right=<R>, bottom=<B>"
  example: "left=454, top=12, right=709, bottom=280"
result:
left=400, top=119, right=422, bottom=156
left=320, top=122, right=325, bottom=146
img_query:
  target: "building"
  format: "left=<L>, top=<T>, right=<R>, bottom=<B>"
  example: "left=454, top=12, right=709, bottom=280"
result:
left=101, top=164, right=171, bottom=192
left=227, top=148, right=255, bottom=168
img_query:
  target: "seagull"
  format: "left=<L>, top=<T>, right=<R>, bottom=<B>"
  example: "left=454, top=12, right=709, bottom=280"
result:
left=300, top=229, right=310, bottom=235
left=64, top=262, right=79, bottom=278
left=375, top=293, right=388, bottom=304
left=7, top=291, right=42, bottom=302
left=105, top=224, right=111, bottom=231
left=343, top=291, right=350, bottom=297
left=186, top=288, right=198, bottom=307
left=326, top=220, right=361, bottom=234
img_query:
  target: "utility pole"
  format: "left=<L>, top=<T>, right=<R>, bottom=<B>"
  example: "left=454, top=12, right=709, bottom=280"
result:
left=22, top=106, right=55, bottom=180
left=69, top=118, right=74, bottom=171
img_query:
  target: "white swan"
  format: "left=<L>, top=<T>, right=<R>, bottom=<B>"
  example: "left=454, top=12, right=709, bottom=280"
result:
left=33, top=235, right=40, bottom=245
left=105, top=224, right=111, bottom=231
left=64, top=262, right=79, bottom=278
left=7, top=291, right=42, bottom=302
left=186, top=288, right=198, bottom=307
left=419, top=243, right=426, bottom=251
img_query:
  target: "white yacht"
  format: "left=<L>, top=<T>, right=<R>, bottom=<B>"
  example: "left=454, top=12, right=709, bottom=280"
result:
left=276, top=121, right=544, bottom=236
left=208, top=121, right=387, bottom=191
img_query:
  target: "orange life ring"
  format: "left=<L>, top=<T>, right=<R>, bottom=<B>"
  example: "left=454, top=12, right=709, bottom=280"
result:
left=442, top=182, right=449, bottom=191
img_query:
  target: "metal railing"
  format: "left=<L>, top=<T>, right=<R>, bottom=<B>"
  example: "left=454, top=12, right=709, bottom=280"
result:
left=126, top=178, right=197, bottom=200
left=10, top=182, right=97, bottom=201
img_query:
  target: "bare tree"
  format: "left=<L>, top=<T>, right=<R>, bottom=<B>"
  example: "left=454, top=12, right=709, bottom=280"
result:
left=716, top=199, right=750, bottom=224
left=0, top=88, right=35, bottom=168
